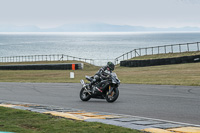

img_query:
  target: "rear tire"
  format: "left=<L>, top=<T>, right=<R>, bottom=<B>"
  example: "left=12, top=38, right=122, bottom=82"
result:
left=105, top=88, right=119, bottom=103
left=80, top=87, right=91, bottom=101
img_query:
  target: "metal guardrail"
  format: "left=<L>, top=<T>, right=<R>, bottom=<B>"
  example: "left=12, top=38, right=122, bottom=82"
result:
left=0, top=54, right=115, bottom=66
left=115, top=42, right=200, bottom=64
left=0, top=54, right=95, bottom=65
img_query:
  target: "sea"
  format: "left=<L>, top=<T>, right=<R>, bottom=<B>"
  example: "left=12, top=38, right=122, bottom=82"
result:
left=0, top=32, right=200, bottom=65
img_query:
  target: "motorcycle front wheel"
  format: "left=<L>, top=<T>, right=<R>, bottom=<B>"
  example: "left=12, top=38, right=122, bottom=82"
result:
left=105, top=88, right=119, bottom=103
left=80, top=87, right=91, bottom=101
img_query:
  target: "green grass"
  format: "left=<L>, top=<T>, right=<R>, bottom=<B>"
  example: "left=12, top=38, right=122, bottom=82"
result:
left=0, top=61, right=99, bottom=83
left=115, top=63, right=200, bottom=86
left=0, top=106, right=140, bottom=133
left=0, top=56, right=200, bottom=86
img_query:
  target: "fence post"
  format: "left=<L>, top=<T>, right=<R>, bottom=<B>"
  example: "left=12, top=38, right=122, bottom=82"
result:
left=115, top=59, right=118, bottom=65
left=179, top=44, right=181, bottom=53
left=134, top=50, right=136, bottom=57
left=152, top=47, right=153, bottom=55
left=158, top=46, right=160, bottom=54
left=197, top=42, right=199, bottom=51
left=131, top=51, right=133, bottom=58
left=145, top=48, right=147, bottom=55
left=171, top=45, right=173, bottom=53
left=164, top=46, right=167, bottom=54
left=187, top=43, right=189, bottom=52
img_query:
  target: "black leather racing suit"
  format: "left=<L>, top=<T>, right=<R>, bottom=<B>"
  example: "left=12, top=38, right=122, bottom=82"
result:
left=91, top=66, right=112, bottom=91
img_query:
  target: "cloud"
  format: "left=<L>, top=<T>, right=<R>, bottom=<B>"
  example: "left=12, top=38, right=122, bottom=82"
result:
left=0, top=0, right=200, bottom=28
left=178, top=0, right=200, bottom=4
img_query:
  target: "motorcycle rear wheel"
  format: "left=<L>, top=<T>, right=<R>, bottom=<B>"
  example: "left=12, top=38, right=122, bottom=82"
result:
left=105, top=88, right=119, bottom=103
left=80, top=87, right=91, bottom=101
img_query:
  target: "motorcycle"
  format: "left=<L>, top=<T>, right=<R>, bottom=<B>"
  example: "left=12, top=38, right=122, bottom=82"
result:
left=80, top=72, right=120, bottom=103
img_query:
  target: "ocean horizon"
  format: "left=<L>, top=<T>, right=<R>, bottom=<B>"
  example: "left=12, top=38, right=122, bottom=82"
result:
left=1, top=32, right=200, bottom=65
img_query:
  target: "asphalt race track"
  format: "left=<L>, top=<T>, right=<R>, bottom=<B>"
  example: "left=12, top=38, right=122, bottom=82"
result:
left=0, top=82, right=199, bottom=125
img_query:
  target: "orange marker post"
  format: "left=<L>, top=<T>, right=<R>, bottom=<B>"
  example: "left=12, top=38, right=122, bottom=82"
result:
left=72, top=64, right=75, bottom=70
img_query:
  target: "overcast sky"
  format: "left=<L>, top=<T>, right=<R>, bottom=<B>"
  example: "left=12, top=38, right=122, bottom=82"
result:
left=0, top=0, right=200, bottom=28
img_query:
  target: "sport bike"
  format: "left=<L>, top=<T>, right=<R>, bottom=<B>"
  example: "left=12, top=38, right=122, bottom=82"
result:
left=80, top=72, right=120, bottom=103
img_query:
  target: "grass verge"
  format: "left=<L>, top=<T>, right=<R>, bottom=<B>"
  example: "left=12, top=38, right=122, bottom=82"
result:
left=0, top=106, right=140, bottom=133
left=0, top=57, right=200, bottom=86
left=116, top=62, right=200, bottom=86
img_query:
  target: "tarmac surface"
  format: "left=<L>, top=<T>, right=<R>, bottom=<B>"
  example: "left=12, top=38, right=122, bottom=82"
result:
left=0, top=82, right=199, bottom=126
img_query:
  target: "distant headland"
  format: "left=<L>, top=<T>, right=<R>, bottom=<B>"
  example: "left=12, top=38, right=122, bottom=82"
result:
left=0, top=23, right=200, bottom=32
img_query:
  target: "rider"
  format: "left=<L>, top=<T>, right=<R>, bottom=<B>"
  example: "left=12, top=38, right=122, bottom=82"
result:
left=90, top=61, right=115, bottom=92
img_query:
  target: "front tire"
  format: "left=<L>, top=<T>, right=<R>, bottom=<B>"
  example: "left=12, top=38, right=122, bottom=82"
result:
left=105, top=88, right=119, bottom=103
left=80, top=87, right=91, bottom=101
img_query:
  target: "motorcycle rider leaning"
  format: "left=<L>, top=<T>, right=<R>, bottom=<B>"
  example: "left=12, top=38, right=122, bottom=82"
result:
left=90, top=61, right=115, bottom=93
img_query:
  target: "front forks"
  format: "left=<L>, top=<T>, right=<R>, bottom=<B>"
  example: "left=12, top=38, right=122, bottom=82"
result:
left=108, top=85, right=114, bottom=95
left=80, top=80, right=91, bottom=95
